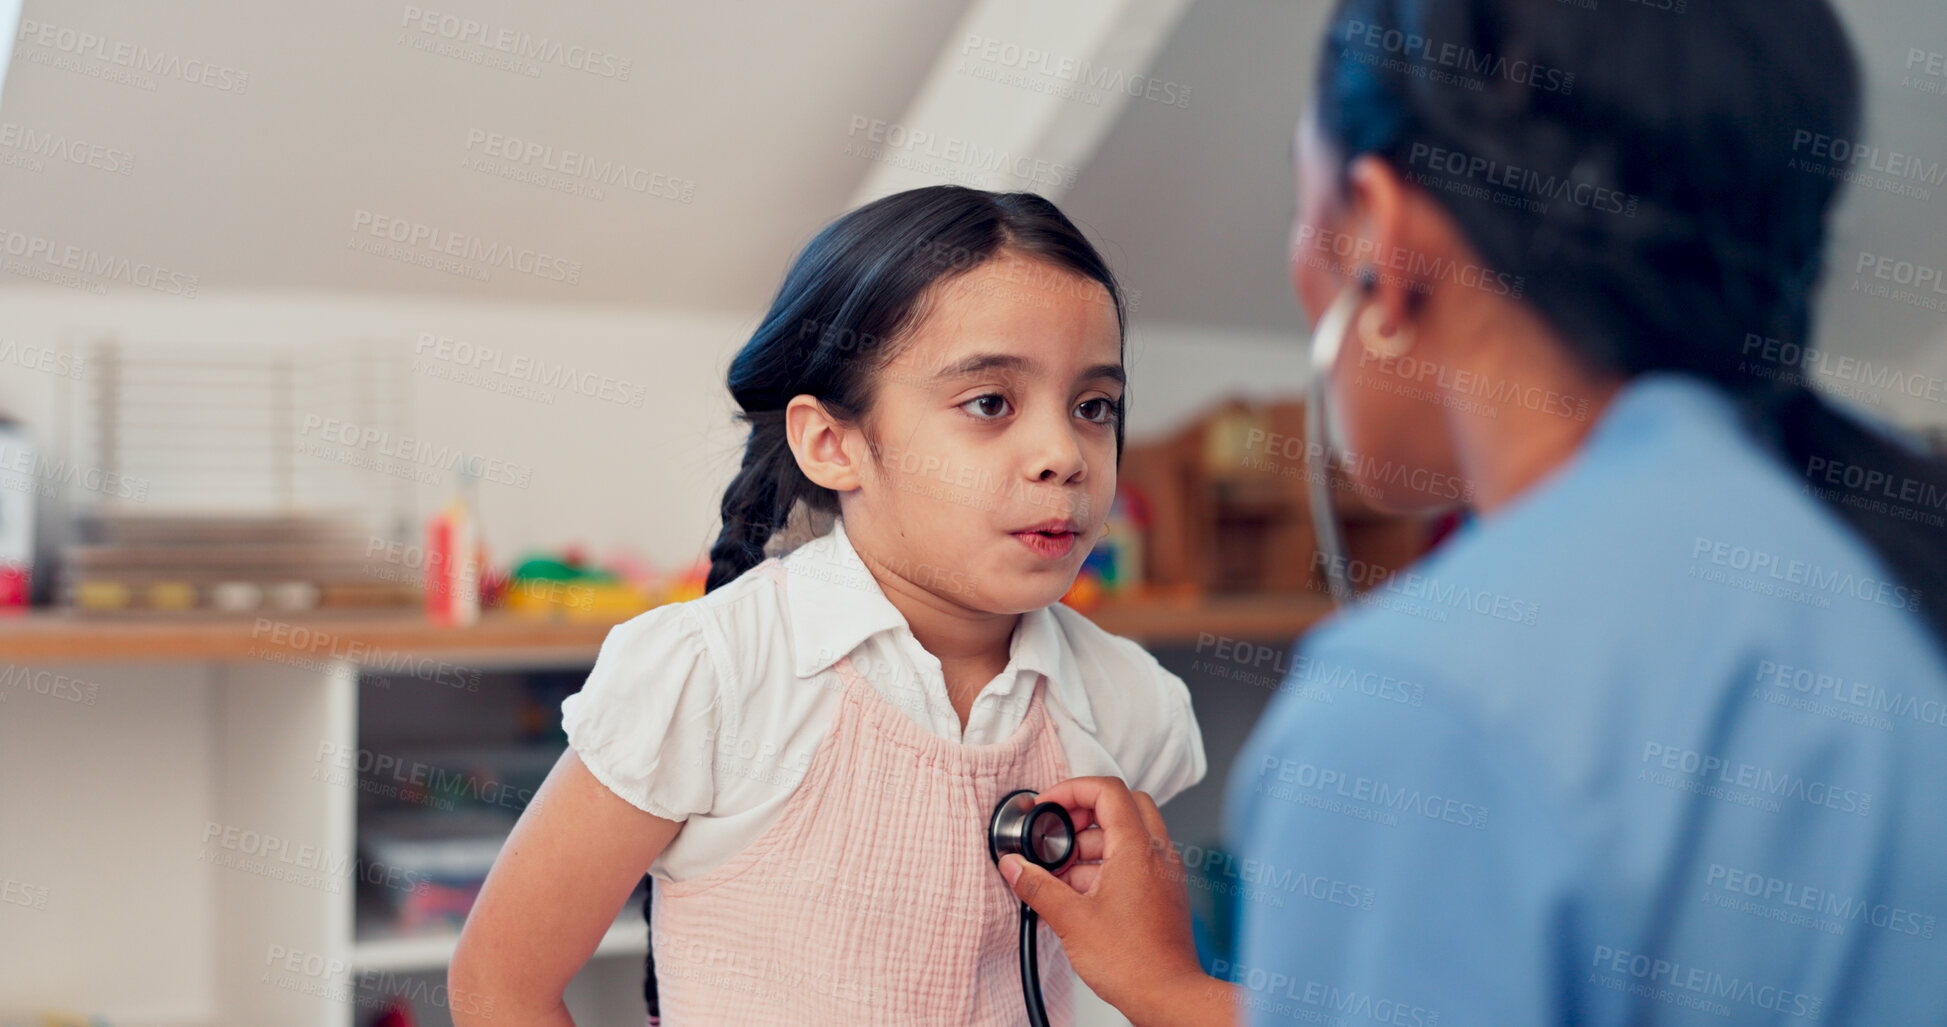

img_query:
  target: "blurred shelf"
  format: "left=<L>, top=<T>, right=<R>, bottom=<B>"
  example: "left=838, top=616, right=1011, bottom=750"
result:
left=352, top=905, right=647, bottom=973
left=1081, top=589, right=1335, bottom=644
left=0, top=608, right=616, bottom=664
left=0, top=589, right=1333, bottom=664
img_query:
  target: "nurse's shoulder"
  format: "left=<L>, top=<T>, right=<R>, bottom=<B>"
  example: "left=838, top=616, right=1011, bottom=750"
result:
left=1295, top=372, right=1947, bottom=838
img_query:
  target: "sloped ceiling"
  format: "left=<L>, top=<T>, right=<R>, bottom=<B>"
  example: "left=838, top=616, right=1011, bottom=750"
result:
left=1, top=0, right=1942, bottom=392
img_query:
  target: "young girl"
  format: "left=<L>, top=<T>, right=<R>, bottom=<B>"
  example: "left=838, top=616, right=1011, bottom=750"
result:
left=451, top=185, right=1207, bottom=1026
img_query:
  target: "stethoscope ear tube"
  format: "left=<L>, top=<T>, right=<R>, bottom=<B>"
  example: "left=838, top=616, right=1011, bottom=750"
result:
left=991, top=789, right=1074, bottom=1027
left=1307, top=283, right=1366, bottom=608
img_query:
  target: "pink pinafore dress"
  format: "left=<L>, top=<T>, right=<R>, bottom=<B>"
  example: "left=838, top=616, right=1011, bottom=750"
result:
left=649, top=564, right=1076, bottom=1025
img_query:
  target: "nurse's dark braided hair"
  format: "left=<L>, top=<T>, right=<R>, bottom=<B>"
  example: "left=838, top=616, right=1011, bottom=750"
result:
left=1315, top=0, right=1947, bottom=647
left=640, top=185, right=1126, bottom=1021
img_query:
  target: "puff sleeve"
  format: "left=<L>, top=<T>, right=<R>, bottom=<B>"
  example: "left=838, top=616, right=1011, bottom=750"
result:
left=559, top=601, right=723, bottom=822
left=1126, top=642, right=1210, bottom=807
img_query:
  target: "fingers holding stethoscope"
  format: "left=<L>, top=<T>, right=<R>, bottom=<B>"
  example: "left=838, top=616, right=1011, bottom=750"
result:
left=1071, top=823, right=1107, bottom=863
left=1055, top=828, right=1106, bottom=894
left=1032, top=776, right=1178, bottom=871
left=1022, top=776, right=1151, bottom=854
left=997, top=775, right=1207, bottom=1019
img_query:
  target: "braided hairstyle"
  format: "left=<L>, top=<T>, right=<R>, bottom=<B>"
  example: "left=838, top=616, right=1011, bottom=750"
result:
left=1314, top=0, right=1947, bottom=646
left=702, top=184, right=1128, bottom=593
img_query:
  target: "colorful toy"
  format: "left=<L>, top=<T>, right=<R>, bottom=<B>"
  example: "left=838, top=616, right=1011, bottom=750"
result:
left=1062, top=485, right=1150, bottom=610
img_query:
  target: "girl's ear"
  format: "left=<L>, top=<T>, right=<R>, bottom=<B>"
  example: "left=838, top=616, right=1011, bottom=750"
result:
left=785, top=394, right=864, bottom=493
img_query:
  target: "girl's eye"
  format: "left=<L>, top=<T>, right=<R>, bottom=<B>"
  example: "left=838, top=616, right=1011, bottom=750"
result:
left=961, top=394, right=1011, bottom=419
left=1076, top=398, right=1118, bottom=424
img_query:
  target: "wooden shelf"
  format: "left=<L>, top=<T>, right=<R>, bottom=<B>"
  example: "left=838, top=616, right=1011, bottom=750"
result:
left=0, top=609, right=615, bottom=663
left=0, top=590, right=1334, bottom=664
left=1080, top=590, right=1335, bottom=644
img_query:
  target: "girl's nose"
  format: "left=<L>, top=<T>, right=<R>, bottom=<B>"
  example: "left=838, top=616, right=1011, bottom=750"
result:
left=1028, top=418, right=1087, bottom=484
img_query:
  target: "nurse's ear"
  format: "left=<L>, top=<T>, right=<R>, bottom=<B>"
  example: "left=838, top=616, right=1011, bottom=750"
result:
left=1340, top=154, right=1420, bottom=341
left=785, top=394, right=866, bottom=493
left=1288, top=116, right=1422, bottom=333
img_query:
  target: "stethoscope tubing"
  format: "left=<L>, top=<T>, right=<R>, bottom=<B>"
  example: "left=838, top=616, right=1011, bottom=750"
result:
left=1019, top=903, right=1051, bottom=1027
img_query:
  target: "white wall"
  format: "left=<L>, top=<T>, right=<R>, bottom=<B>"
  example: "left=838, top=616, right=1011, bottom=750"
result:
left=0, top=288, right=1303, bottom=573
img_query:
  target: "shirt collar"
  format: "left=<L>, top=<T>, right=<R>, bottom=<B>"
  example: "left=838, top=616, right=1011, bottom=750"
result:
left=781, top=516, right=909, bottom=678
left=1443, top=371, right=1749, bottom=547
left=781, top=517, right=1096, bottom=731
left=1586, top=370, right=1745, bottom=451
left=1013, top=593, right=1096, bottom=732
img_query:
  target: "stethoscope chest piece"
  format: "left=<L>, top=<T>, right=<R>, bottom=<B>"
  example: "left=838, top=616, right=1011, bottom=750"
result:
left=989, top=789, right=1076, bottom=874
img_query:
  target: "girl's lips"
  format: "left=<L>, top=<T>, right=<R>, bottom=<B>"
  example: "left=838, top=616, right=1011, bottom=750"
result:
left=1011, top=530, right=1077, bottom=560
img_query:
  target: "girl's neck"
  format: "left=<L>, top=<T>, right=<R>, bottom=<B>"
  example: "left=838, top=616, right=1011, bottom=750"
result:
left=857, top=546, right=1020, bottom=728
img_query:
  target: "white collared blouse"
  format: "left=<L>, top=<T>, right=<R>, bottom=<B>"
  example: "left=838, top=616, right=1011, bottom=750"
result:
left=560, top=516, right=1208, bottom=881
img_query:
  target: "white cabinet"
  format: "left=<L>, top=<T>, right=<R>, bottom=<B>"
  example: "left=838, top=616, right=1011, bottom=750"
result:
left=0, top=618, right=644, bottom=1027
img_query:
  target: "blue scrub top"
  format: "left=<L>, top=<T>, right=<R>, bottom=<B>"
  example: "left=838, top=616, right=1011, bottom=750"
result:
left=1224, top=371, right=1947, bottom=1026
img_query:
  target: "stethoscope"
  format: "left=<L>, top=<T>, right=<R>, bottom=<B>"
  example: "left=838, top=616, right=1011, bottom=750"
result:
left=988, top=789, right=1077, bottom=1027
left=1306, top=273, right=1375, bottom=609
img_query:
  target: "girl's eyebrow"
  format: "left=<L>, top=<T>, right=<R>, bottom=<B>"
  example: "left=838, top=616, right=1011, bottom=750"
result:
left=1081, top=362, right=1127, bottom=390
left=933, top=352, right=1126, bottom=389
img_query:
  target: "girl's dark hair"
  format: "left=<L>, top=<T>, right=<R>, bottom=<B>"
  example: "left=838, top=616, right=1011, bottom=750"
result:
left=1315, top=0, right=1947, bottom=645
left=703, top=184, right=1128, bottom=593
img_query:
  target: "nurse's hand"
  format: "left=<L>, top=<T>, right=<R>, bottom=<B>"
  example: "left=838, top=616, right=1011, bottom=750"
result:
left=998, top=777, right=1238, bottom=1027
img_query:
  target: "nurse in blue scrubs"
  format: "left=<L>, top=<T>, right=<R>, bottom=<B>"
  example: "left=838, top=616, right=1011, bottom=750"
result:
left=998, top=0, right=1947, bottom=1023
